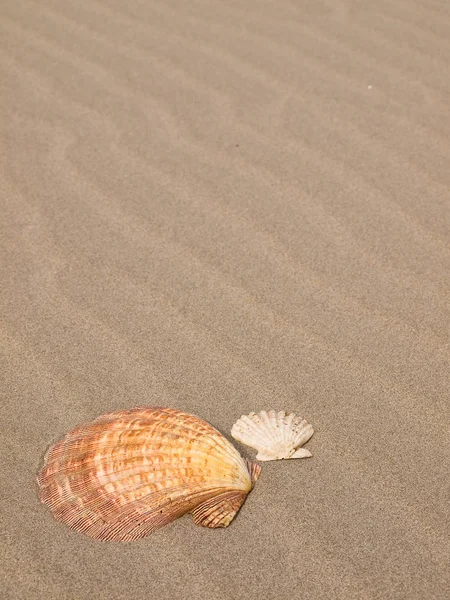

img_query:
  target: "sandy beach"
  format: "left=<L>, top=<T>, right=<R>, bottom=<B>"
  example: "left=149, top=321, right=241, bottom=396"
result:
left=1, top=1, right=449, bottom=598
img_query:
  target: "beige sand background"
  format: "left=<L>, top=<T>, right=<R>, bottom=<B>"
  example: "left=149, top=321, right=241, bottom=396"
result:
left=1, top=1, right=449, bottom=598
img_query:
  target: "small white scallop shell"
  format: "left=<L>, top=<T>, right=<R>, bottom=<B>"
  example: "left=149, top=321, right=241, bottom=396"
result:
left=231, top=410, right=314, bottom=461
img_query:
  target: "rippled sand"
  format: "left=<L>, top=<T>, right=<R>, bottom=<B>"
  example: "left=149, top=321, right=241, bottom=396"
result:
left=1, top=1, right=449, bottom=598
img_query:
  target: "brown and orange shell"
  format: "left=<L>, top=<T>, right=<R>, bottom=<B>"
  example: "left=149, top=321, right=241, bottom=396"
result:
left=37, top=407, right=261, bottom=542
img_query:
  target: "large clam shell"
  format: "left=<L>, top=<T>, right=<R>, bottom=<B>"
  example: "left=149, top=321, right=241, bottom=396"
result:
left=37, top=407, right=261, bottom=541
left=231, top=410, right=314, bottom=461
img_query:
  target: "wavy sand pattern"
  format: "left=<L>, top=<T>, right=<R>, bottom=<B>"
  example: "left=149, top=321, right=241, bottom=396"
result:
left=1, top=1, right=449, bottom=598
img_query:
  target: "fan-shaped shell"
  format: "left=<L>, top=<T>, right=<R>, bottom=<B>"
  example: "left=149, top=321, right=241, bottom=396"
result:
left=37, top=407, right=261, bottom=541
left=231, top=410, right=314, bottom=461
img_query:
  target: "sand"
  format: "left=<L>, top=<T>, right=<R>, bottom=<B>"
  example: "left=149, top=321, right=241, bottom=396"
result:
left=1, top=0, right=449, bottom=598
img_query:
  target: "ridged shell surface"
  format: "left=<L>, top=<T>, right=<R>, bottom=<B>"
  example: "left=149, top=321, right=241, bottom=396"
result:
left=37, top=407, right=261, bottom=541
left=231, top=410, right=314, bottom=461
